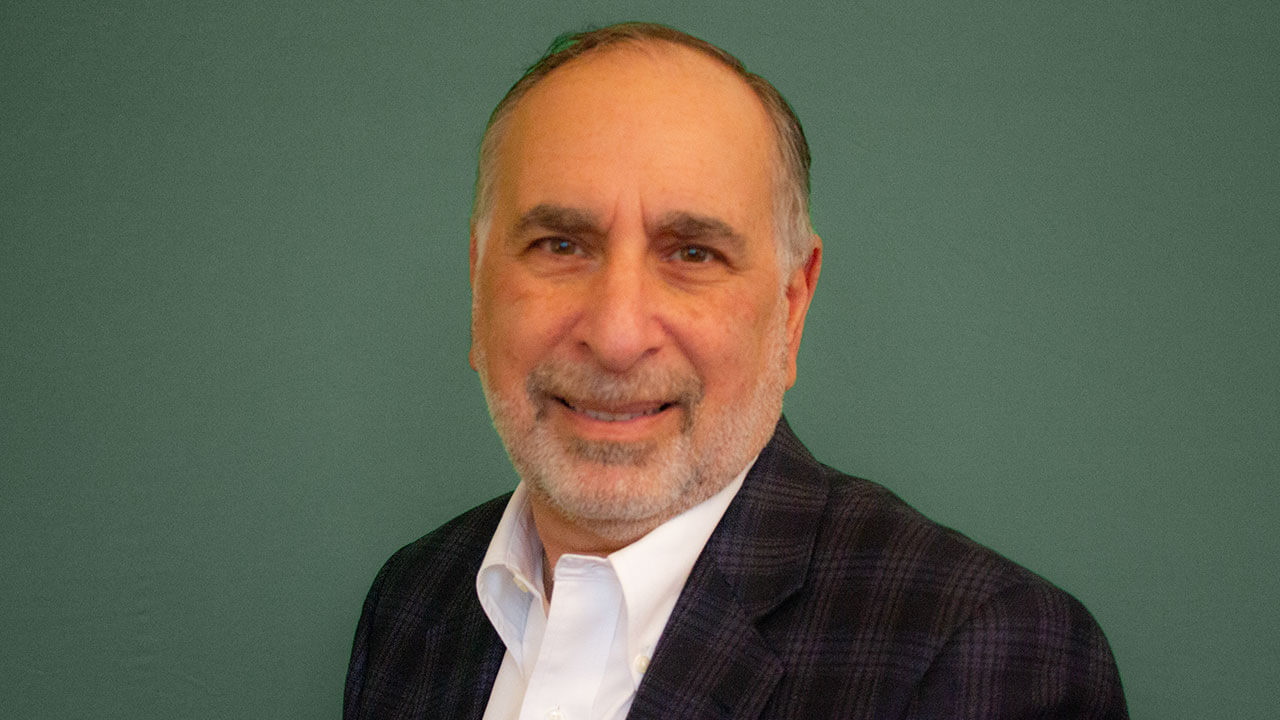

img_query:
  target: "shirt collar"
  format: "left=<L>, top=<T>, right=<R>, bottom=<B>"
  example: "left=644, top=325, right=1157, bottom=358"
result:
left=475, top=460, right=753, bottom=678
left=608, top=465, right=748, bottom=677
left=476, top=483, right=545, bottom=655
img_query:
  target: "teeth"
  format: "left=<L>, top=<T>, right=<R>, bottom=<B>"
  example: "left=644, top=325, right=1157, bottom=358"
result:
left=573, top=404, right=664, bottom=422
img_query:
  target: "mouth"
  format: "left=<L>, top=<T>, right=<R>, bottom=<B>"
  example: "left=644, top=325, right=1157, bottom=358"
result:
left=556, top=397, right=676, bottom=423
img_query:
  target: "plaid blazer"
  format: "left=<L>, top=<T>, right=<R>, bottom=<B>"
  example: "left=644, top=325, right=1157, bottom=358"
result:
left=345, top=417, right=1128, bottom=719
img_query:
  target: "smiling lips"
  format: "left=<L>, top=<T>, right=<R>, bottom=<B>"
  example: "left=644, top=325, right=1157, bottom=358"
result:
left=557, top=396, right=674, bottom=422
left=526, top=361, right=703, bottom=431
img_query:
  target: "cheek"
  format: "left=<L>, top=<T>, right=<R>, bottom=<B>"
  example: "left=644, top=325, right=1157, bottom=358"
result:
left=474, top=275, right=570, bottom=375
left=676, top=290, right=780, bottom=390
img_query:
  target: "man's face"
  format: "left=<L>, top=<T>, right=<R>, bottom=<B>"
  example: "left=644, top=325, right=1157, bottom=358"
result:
left=469, top=45, right=819, bottom=540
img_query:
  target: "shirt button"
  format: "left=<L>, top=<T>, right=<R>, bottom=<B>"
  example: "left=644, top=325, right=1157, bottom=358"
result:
left=546, top=708, right=565, bottom=720
left=512, top=577, right=530, bottom=594
left=633, top=654, right=650, bottom=675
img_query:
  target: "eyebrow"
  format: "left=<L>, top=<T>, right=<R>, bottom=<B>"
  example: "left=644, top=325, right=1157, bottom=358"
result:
left=511, top=204, right=746, bottom=253
left=654, top=211, right=746, bottom=256
left=513, top=204, right=604, bottom=238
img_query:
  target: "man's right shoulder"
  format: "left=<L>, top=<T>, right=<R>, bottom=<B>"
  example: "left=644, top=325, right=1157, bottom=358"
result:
left=367, top=493, right=512, bottom=602
left=346, top=495, right=512, bottom=717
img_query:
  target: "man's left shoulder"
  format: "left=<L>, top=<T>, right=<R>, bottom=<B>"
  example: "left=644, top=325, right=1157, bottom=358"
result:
left=750, top=419, right=1104, bottom=620
left=813, top=468, right=1105, bottom=636
left=712, top=419, right=1128, bottom=716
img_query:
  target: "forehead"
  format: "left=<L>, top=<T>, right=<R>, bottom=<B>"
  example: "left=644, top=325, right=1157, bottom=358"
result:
left=492, top=44, right=777, bottom=230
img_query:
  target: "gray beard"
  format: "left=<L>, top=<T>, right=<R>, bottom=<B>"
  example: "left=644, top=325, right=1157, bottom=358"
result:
left=475, top=299, right=791, bottom=539
left=526, top=360, right=701, bottom=467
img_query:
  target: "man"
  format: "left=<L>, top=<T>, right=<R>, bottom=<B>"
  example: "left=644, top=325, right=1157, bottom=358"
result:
left=345, top=22, right=1127, bottom=720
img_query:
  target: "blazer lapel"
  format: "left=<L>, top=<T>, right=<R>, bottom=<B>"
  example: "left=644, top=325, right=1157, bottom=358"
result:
left=626, top=561, right=783, bottom=720
left=627, top=417, right=829, bottom=720
left=413, top=594, right=505, bottom=720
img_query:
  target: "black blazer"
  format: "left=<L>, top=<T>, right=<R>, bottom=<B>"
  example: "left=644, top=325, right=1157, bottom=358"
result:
left=345, top=417, right=1127, bottom=719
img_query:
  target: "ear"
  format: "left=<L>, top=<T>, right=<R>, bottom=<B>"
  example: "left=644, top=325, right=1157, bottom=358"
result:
left=782, top=235, right=823, bottom=388
left=469, top=226, right=480, bottom=287
left=468, top=227, right=480, bottom=371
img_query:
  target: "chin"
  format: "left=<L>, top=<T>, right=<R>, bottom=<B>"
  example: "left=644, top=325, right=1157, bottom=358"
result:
left=505, top=394, right=780, bottom=540
left=527, top=441, right=701, bottom=526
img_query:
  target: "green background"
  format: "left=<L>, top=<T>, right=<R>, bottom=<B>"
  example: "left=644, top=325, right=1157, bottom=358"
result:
left=3, top=1, right=1277, bottom=717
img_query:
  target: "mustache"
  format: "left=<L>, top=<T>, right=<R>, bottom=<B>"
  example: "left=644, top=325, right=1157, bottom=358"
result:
left=526, top=360, right=703, bottom=421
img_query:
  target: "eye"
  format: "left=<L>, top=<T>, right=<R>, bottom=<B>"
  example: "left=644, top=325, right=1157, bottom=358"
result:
left=669, top=245, right=717, bottom=263
left=534, top=237, right=583, bottom=256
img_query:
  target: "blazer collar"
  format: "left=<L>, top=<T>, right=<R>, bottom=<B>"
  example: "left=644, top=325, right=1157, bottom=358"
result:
left=628, top=416, right=829, bottom=720
left=701, top=415, right=830, bottom=618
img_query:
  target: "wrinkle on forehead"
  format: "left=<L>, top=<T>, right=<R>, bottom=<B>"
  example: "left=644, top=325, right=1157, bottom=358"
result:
left=480, top=43, right=777, bottom=264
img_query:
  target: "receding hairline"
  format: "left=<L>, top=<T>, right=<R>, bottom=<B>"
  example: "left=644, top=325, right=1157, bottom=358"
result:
left=494, top=39, right=779, bottom=180
left=506, top=38, right=775, bottom=127
left=471, top=23, right=814, bottom=271
left=474, top=39, right=775, bottom=228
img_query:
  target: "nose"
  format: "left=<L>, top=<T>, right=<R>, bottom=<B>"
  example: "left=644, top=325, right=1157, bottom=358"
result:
left=576, top=248, right=664, bottom=373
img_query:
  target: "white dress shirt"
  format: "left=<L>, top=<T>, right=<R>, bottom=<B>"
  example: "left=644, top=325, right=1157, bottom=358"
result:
left=475, top=464, right=751, bottom=720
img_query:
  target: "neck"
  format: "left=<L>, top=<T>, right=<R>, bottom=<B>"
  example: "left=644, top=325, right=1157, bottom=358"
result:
left=528, top=496, right=659, bottom=600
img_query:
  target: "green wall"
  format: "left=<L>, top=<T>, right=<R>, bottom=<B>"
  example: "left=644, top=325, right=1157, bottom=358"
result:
left=3, top=2, right=1276, bottom=717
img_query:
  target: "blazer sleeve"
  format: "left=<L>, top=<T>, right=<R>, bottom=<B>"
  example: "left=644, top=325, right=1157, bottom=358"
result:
left=905, top=579, right=1128, bottom=719
left=344, top=557, right=390, bottom=718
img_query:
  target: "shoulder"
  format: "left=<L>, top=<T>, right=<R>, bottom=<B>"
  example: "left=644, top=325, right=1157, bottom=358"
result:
left=744, top=422, right=1127, bottom=716
left=818, top=471, right=1042, bottom=611
left=345, top=496, right=511, bottom=717
left=754, top=419, right=1083, bottom=624
left=362, top=494, right=511, bottom=620
left=797, top=452, right=1098, bottom=645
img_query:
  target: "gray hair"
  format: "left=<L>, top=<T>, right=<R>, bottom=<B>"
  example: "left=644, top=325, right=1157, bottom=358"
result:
left=470, top=22, right=815, bottom=272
